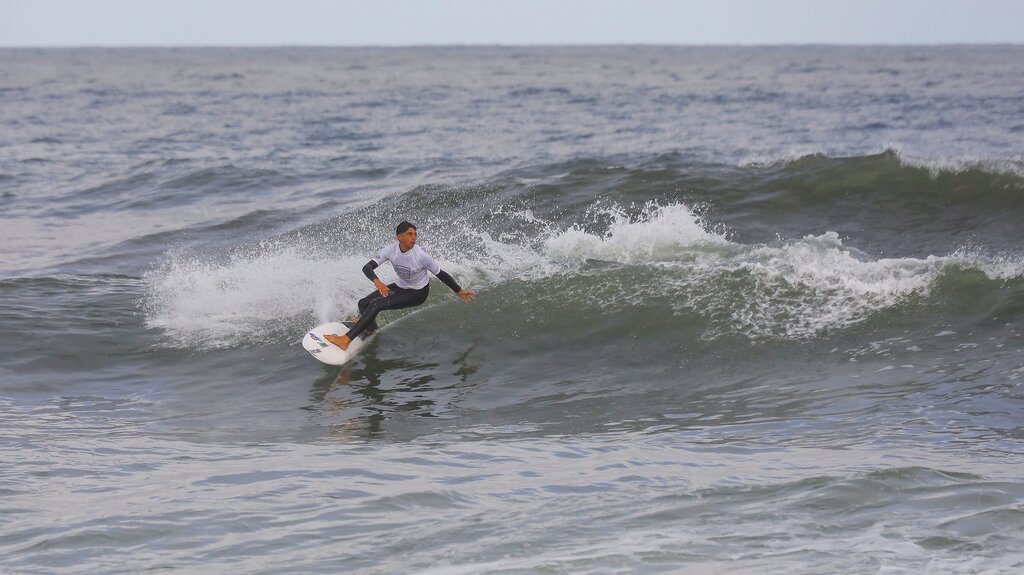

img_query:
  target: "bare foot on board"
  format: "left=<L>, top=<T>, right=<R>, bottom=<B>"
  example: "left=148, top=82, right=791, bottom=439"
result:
left=323, top=334, right=351, bottom=351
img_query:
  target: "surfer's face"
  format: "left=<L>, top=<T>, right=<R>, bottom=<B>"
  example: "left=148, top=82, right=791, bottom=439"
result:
left=398, top=227, right=417, bottom=251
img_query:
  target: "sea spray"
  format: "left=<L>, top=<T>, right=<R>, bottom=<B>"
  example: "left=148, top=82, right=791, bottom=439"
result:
left=143, top=246, right=371, bottom=348
left=143, top=198, right=1024, bottom=349
left=543, top=201, right=731, bottom=265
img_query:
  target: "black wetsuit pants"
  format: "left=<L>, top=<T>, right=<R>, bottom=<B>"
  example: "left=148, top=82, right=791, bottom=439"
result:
left=345, top=283, right=429, bottom=340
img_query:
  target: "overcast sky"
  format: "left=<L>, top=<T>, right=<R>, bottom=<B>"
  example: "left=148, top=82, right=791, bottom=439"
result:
left=2, top=0, right=1023, bottom=47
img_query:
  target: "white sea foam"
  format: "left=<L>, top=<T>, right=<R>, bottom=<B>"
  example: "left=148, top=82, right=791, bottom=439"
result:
left=542, top=208, right=1024, bottom=341
left=143, top=246, right=380, bottom=348
left=538, top=205, right=1007, bottom=341
left=144, top=203, right=1024, bottom=348
left=972, top=254, right=1024, bottom=281
left=543, top=203, right=729, bottom=265
left=141, top=232, right=541, bottom=349
left=144, top=203, right=726, bottom=348
left=693, top=233, right=946, bottom=340
left=891, top=147, right=1024, bottom=178
left=738, top=146, right=1024, bottom=179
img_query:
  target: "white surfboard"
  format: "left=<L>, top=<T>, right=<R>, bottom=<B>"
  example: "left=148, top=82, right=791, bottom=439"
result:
left=302, top=320, right=375, bottom=365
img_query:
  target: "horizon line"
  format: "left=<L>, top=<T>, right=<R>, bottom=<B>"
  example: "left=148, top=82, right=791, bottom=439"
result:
left=2, top=41, right=1022, bottom=49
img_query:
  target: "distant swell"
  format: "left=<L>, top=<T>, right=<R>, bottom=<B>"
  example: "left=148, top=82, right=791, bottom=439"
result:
left=736, top=150, right=1024, bottom=214
left=741, top=148, right=1024, bottom=177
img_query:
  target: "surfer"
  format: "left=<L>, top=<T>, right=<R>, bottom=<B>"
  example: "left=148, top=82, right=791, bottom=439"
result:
left=324, top=221, right=476, bottom=351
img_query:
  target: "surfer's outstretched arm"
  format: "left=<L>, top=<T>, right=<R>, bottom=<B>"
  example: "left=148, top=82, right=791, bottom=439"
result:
left=436, top=269, right=476, bottom=302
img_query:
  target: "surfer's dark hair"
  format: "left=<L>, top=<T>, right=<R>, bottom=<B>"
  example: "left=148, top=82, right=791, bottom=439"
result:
left=396, top=221, right=417, bottom=235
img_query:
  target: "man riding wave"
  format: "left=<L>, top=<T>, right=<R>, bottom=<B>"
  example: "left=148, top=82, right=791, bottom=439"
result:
left=324, top=221, right=476, bottom=350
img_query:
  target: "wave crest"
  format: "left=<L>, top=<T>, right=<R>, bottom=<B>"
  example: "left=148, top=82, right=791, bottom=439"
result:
left=143, top=196, right=1024, bottom=349
left=544, top=202, right=729, bottom=265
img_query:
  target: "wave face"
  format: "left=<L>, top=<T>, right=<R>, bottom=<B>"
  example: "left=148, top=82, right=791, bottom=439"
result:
left=141, top=153, right=1024, bottom=351
left=3, top=47, right=1024, bottom=575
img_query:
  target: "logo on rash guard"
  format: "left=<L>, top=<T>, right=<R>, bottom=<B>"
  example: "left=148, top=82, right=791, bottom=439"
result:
left=394, top=264, right=415, bottom=282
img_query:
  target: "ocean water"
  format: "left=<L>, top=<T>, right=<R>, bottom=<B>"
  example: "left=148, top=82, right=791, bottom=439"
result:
left=1, top=46, right=1023, bottom=574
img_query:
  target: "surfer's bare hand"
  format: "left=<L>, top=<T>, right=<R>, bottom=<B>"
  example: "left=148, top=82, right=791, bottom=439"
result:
left=374, top=279, right=390, bottom=297
left=458, top=289, right=476, bottom=303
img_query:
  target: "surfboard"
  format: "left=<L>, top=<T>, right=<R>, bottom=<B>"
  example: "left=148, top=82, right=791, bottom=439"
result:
left=302, top=320, right=375, bottom=366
